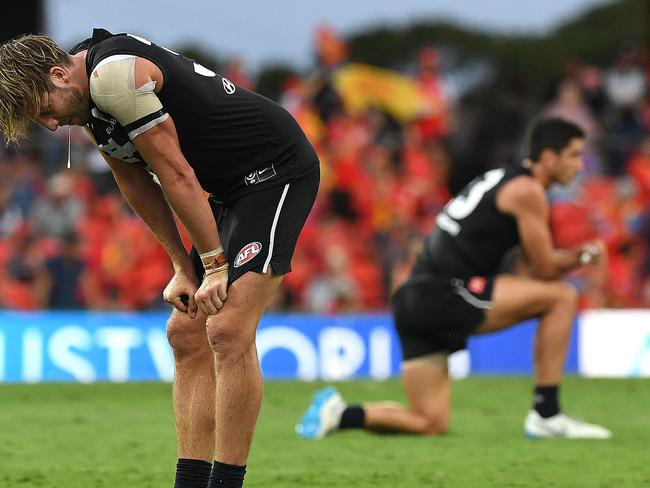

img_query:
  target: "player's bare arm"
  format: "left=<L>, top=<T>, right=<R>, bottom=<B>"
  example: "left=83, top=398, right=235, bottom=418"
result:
left=93, top=143, right=200, bottom=317
left=497, top=176, right=585, bottom=279
left=89, top=55, right=228, bottom=315
left=131, top=119, right=221, bottom=256
left=132, top=117, right=228, bottom=315
left=128, top=58, right=222, bottom=258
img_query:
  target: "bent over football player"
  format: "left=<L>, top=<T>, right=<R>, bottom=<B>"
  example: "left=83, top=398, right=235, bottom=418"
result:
left=0, top=30, right=320, bottom=487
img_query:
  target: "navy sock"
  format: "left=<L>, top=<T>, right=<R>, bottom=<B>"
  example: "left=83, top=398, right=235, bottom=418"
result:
left=534, top=385, right=560, bottom=418
left=338, top=405, right=366, bottom=429
left=174, top=458, right=212, bottom=488
left=208, top=461, right=246, bottom=488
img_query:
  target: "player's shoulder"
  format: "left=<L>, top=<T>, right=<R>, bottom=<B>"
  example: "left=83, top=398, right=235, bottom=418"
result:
left=87, top=31, right=144, bottom=88
left=497, top=174, right=547, bottom=214
left=87, top=29, right=152, bottom=63
left=503, top=174, right=544, bottom=196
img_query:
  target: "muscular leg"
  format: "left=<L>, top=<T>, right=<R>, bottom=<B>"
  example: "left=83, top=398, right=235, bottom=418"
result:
left=354, top=274, right=575, bottom=436
left=205, top=269, right=283, bottom=465
left=167, top=310, right=216, bottom=461
left=477, top=274, right=578, bottom=385
left=478, top=274, right=611, bottom=438
left=363, top=353, right=450, bottom=435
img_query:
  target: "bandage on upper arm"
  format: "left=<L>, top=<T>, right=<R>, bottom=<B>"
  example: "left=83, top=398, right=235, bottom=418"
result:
left=90, top=55, right=169, bottom=138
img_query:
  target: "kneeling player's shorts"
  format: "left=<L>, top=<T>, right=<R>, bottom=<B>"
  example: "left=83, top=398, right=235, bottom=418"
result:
left=392, top=274, right=495, bottom=360
left=190, top=168, right=319, bottom=286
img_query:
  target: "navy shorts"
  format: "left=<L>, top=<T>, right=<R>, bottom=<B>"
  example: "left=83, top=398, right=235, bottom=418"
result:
left=190, top=168, right=319, bottom=286
left=392, top=274, right=495, bottom=360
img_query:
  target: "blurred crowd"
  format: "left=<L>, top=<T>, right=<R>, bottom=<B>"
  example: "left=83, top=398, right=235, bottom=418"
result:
left=1, top=27, right=649, bottom=313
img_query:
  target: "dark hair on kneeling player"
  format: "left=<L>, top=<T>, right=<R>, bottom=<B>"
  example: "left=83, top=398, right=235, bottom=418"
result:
left=526, top=117, right=585, bottom=162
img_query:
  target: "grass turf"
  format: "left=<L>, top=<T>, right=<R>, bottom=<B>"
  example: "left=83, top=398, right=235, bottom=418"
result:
left=0, top=377, right=648, bottom=487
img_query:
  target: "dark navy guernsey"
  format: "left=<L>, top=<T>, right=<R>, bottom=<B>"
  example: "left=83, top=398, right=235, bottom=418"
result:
left=413, top=165, right=532, bottom=279
left=70, top=28, right=318, bottom=203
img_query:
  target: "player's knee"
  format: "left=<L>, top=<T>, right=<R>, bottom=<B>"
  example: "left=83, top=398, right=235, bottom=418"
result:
left=552, top=281, right=578, bottom=311
left=205, top=313, right=256, bottom=358
left=166, top=313, right=209, bottom=360
left=408, top=408, right=449, bottom=435
left=421, top=416, right=449, bottom=435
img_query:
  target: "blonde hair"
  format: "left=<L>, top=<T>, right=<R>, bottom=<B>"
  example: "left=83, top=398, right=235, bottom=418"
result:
left=0, top=34, right=70, bottom=143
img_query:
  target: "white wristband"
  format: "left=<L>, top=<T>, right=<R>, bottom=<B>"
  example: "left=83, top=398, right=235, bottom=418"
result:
left=204, top=262, right=229, bottom=277
left=200, top=247, right=224, bottom=260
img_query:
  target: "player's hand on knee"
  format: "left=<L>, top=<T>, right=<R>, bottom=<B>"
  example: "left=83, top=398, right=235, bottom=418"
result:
left=163, top=269, right=200, bottom=319
left=195, top=267, right=229, bottom=316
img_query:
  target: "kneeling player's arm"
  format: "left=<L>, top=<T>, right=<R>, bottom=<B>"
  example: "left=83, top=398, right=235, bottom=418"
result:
left=499, top=179, right=581, bottom=280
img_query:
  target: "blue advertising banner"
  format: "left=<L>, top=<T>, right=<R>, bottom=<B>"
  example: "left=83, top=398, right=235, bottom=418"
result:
left=0, top=312, right=173, bottom=383
left=0, top=311, right=578, bottom=383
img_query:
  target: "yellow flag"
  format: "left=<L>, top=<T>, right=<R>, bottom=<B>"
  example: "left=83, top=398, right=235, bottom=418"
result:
left=332, top=63, right=427, bottom=122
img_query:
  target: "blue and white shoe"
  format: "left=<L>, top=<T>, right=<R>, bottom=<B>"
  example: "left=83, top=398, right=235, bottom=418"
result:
left=295, top=386, right=347, bottom=439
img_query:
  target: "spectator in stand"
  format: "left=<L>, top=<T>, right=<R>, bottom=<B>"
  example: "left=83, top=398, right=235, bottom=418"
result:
left=605, top=42, right=646, bottom=110
left=0, top=181, right=24, bottom=238
left=35, top=231, right=100, bottom=309
left=3, top=227, right=47, bottom=309
left=306, top=245, right=359, bottom=313
left=413, top=47, right=455, bottom=144
left=562, top=57, right=607, bottom=117
left=310, top=25, right=346, bottom=122
left=279, top=76, right=326, bottom=147
left=545, top=79, right=601, bottom=174
left=2, top=151, right=43, bottom=219
left=603, top=42, right=647, bottom=176
left=30, top=171, right=84, bottom=238
left=627, top=135, right=650, bottom=206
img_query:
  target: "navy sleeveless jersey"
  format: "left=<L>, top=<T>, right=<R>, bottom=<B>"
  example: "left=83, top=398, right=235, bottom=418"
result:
left=413, top=165, right=532, bottom=278
left=71, top=28, right=317, bottom=203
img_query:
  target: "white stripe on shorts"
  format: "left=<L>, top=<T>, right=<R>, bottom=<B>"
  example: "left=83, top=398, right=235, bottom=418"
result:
left=263, top=183, right=290, bottom=273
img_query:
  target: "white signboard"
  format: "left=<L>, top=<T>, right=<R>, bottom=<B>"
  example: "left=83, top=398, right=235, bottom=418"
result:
left=579, top=310, right=650, bottom=377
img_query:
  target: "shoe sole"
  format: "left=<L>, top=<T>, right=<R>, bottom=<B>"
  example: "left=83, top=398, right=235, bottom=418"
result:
left=524, top=428, right=610, bottom=439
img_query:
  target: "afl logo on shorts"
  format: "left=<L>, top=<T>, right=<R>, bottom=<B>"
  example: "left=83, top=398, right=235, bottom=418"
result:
left=234, top=242, right=262, bottom=268
left=222, top=77, right=236, bottom=94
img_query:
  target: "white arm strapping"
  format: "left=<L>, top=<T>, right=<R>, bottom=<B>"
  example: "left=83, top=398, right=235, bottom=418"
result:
left=89, top=55, right=165, bottom=128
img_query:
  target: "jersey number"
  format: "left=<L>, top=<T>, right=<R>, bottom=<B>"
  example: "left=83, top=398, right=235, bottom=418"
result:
left=445, top=168, right=506, bottom=220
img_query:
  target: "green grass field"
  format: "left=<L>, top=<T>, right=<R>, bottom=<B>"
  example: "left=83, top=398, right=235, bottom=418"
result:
left=0, top=377, right=648, bottom=487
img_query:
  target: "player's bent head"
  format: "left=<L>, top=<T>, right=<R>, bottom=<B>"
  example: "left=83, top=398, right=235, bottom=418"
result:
left=526, top=118, right=585, bottom=163
left=0, top=34, right=71, bottom=142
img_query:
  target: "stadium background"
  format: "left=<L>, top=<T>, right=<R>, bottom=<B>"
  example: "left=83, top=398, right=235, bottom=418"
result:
left=2, top=0, right=650, bottom=313
left=0, top=1, right=649, bottom=487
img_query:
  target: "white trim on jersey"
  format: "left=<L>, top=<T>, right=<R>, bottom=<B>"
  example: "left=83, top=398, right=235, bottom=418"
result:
left=127, top=112, right=170, bottom=139
left=93, top=54, right=136, bottom=72
left=91, top=107, right=113, bottom=123
left=452, top=281, right=493, bottom=310
left=263, top=184, right=290, bottom=273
